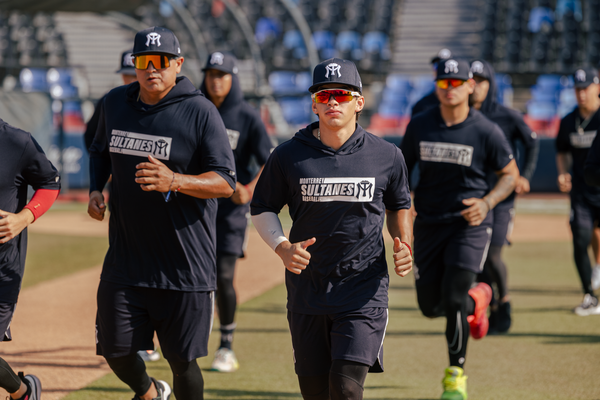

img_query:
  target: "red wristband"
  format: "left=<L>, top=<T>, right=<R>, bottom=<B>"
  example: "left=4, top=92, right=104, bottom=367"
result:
left=401, top=241, right=412, bottom=257
left=23, top=189, right=59, bottom=222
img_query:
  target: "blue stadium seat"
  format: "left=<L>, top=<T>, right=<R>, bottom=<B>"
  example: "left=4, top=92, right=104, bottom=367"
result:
left=255, top=17, right=281, bottom=45
left=283, top=30, right=307, bottom=59
left=362, top=31, right=390, bottom=60
left=312, top=30, right=336, bottom=60
left=268, top=71, right=303, bottom=95
left=279, top=96, right=312, bottom=125
left=335, top=30, right=362, bottom=60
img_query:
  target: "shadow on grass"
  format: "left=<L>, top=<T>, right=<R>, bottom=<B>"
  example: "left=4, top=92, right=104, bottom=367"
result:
left=239, top=304, right=287, bottom=314
left=514, top=306, right=574, bottom=313
left=205, top=388, right=301, bottom=398
left=66, top=387, right=129, bottom=393
left=385, top=330, right=443, bottom=337
left=509, top=286, right=582, bottom=296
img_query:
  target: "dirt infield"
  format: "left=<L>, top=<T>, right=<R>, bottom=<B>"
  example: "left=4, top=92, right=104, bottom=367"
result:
left=0, top=209, right=571, bottom=399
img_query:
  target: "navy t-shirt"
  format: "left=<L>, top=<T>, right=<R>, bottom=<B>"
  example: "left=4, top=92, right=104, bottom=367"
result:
left=89, top=77, right=236, bottom=292
left=401, top=107, right=514, bottom=223
left=484, top=104, right=538, bottom=203
left=251, top=122, right=411, bottom=314
left=201, top=75, right=273, bottom=256
left=555, top=107, right=600, bottom=204
left=0, top=119, right=60, bottom=302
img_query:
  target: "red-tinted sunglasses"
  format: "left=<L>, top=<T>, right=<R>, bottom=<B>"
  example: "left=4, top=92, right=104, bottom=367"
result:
left=134, top=54, right=178, bottom=70
left=436, top=79, right=467, bottom=89
left=311, top=89, right=361, bottom=104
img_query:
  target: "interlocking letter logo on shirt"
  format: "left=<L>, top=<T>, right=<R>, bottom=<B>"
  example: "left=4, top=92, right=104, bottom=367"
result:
left=300, top=177, right=375, bottom=202
left=109, top=130, right=172, bottom=160
left=419, top=141, right=473, bottom=167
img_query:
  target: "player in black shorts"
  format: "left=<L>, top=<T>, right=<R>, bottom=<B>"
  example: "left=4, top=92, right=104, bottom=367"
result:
left=555, top=67, right=600, bottom=316
left=88, top=27, right=236, bottom=400
left=411, top=48, right=451, bottom=117
left=251, top=58, right=413, bottom=400
left=200, top=51, right=273, bottom=372
left=400, top=58, right=519, bottom=399
left=0, top=119, right=61, bottom=400
left=469, top=59, right=539, bottom=333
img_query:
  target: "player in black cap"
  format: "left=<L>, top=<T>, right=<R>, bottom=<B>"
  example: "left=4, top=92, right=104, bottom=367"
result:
left=251, top=57, right=413, bottom=399
left=0, top=120, right=60, bottom=400
left=88, top=26, right=236, bottom=400
left=556, top=66, right=600, bottom=316
left=200, top=51, right=273, bottom=372
left=400, top=58, right=519, bottom=399
left=411, top=48, right=452, bottom=117
left=469, top=59, right=539, bottom=333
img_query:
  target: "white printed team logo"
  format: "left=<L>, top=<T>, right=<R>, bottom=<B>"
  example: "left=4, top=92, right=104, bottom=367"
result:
left=444, top=59, right=459, bottom=74
left=420, top=141, right=474, bottom=167
left=471, top=61, right=484, bottom=75
left=123, top=52, right=134, bottom=67
left=210, top=52, right=225, bottom=66
left=325, top=63, right=341, bottom=78
left=575, top=69, right=586, bottom=82
left=109, top=130, right=172, bottom=160
left=226, top=129, right=240, bottom=150
left=438, top=48, right=451, bottom=59
left=145, top=32, right=161, bottom=47
left=300, top=177, right=375, bottom=203
left=570, top=131, right=596, bottom=148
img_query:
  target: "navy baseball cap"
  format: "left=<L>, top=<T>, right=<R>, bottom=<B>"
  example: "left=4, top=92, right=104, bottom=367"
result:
left=202, top=51, right=239, bottom=75
left=431, top=48, right=452, bottom=64
left=470, top=59, right=492, bottom=80
left=132, top=26, right=181, bottom=57
left=115, top=50, right=136, bottom=75
left=309, top=58, right=362, bottom=93
left=573, top=67, right=599, bottom=88
left=436, top=58, right=473, bottom=81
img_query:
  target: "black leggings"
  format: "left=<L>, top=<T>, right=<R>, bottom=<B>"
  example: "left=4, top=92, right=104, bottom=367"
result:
left=106, top=354, right=204, bottom=399
left=297, top=360, right=369, bottom=400
left=0, top=357, right=21, bottom=393
left=481, top=245, right=509, bottom=302
left=416, top=269, right=476, bottom=368
left=216, top=253, right=238, bottom=326
left=572, top=227, right=594, bottom=295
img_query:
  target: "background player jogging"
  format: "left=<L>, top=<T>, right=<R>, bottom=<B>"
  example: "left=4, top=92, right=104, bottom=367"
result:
left=555, top=66, right=600, bottom=316
left=88, top=26, right=236, bottom=400
left=251, top=58, right=413, bottom=400
left=0, top=119, right=60, bottom=400
left=468, top=59, right=539, bottom=333
left=400, top=58, right=519, bottom=400
left=200, top=51, right=273, bottom=372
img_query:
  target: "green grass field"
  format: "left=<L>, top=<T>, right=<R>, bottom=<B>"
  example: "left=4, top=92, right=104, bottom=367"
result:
left=56, top=238, right=600, bottom=400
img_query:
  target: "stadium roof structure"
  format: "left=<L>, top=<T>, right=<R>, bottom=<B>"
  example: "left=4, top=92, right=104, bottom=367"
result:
left=0, top=0, right=147, bottom=12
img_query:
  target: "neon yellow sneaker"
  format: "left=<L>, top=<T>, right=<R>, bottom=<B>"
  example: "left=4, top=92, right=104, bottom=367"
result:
left=441, top=366, right=467, bottom=399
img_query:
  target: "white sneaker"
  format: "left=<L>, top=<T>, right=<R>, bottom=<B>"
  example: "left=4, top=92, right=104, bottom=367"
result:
left=19, top=372, right=41, bottom=400
left=152, top=377, right=172, bottom=400
left=138, top=350, right=161, bottom=362
left=573, top=294, right=600, bottom=316
left=211, top=348, right=239, bottom=372
left=592, top=265, right=600, bottom=291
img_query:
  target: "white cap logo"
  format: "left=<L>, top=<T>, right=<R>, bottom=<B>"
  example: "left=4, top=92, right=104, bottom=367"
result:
left=123, top=52, right=134, bottom=67
left=325, top=63, right=341, bottom=78
left=445, top=59, right=459, bottom=74
left=210, top=52, right=225, bottom=65
left=575, top=69, right=586, bottom=82
left=471, top=61, right=484, bottom=75
left=438, top=48, right=452, bottom=59
left=145, top=33, right=161, bottom=47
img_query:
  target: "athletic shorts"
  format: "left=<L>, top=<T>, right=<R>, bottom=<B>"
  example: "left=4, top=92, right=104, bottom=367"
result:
left=96, top=280, right=214, bottom=362
left=287, top=307, right=388, bottom=376
left=413, top=216, right=493, bottom=286
left=0, top=302, right=15, bottom=342
left=570, top=193, right=600, bottom=231
left=490, top=200, right=515, bottom=246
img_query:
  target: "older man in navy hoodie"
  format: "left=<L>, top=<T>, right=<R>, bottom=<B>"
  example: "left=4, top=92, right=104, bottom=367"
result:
left=88, top=27, right=236, bottom=400
left=200, top=51, right=273, bottom=372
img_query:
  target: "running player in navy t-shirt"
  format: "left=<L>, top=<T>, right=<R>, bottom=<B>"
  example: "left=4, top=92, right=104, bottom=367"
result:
left=0, top=119, right=60, bottom=400
left=88, top=27, right=236, bottom=400
left=556, top=67, right=600, bottom=316
left=401, top=58, right=519, bottom=400
left=469, top=59, right=539, bottom=333
left=200, top=51, right=273, bottom=372
left=251, top=58, right=413, bottom=400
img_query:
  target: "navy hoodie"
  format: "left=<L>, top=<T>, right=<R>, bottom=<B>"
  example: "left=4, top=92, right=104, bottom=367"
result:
left=201, top=74, right=272, bottom=256
left=89, top=76, right=236, bottom=292
left=251, top=122, right=411, bottom=314
left=0, top=120, right=60, bottom=302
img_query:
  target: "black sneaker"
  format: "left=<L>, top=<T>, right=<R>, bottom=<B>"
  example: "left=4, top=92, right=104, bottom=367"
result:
left=18, top=372, right=41, bottom=400
left=487, top=308, right=499, bottom=335
left=496, top=301, right=512, bottom=333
